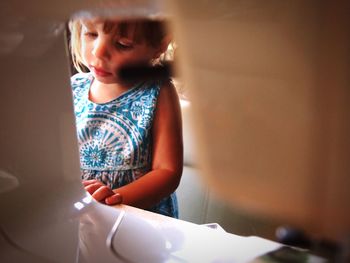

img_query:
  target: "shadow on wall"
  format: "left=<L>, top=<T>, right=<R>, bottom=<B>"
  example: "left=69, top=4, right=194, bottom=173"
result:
left=176, top=103, right=281, bottom=241
left=177, top=166, right=280, bottom=241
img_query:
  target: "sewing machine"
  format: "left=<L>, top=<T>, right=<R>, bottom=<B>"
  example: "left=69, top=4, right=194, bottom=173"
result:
left=0, top=0, right=349, bottom=262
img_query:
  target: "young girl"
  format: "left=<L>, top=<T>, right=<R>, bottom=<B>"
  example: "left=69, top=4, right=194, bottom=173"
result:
left=69, top=17, right=183, bottom=218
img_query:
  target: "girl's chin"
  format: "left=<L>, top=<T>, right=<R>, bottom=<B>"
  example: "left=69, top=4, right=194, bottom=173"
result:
left=93, top=75, right=118, bottom=84
left=94, top=75, right=136, bottom=87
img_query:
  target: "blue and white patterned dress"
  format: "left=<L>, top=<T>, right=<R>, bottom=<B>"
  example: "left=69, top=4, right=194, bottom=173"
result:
left=71, top=72, right=178, bottom=218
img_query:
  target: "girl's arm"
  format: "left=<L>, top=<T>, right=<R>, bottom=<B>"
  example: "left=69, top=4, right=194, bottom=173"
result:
left=107, top=81, right=183, bottom=208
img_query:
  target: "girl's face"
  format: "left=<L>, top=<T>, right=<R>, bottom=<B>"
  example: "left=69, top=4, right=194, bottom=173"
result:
left=80, top=20, right=161, bottom=85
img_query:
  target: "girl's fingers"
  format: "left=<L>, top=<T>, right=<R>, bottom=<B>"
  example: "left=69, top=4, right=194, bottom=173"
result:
left=82, top=180, right=117, bottom=204
left=92, top=185, right=114, bottom=202
left=85, top=182, right=104, bottom=195
left=82, top=179, right=100, bottom=187
left=105, top=193, right=123, bottom=205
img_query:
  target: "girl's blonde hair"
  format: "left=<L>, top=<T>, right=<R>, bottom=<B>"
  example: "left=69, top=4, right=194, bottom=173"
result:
left=68, top=18, right=172, bottom=73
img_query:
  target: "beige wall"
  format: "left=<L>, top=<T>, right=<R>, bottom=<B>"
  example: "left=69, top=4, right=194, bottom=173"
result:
left=172, top=0, right=350, bottom=242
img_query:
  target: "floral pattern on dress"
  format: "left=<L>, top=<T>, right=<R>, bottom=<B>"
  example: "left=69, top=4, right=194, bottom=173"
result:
left=71, top=72, right=178, bottom=218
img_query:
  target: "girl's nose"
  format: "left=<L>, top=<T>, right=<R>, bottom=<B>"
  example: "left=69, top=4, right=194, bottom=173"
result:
left=92, top=38, right=110, bottom=59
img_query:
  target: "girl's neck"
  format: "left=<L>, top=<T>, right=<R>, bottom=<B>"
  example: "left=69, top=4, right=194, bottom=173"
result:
left=89, top=79, right=133, bottom=104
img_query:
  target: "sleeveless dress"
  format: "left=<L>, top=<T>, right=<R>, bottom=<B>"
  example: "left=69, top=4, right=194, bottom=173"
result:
left=71, top=72, right=178, bottom=218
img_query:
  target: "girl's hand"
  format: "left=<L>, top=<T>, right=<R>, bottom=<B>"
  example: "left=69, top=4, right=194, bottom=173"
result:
left=82, top=179, right=122, bottom=205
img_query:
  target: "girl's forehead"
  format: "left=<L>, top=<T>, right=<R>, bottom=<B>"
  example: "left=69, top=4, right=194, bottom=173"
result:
left=81, top=19, right=137, bottom=37
left=78, top=18, right=166, bottom=47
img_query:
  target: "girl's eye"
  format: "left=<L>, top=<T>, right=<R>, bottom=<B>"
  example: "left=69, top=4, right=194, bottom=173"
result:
left=115, top=42, right=133, bottom=51
left=84, top=32, right=98, bottom=38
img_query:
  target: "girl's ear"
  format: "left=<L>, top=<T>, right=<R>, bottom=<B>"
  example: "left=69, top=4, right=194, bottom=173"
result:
left=153, top=35, right=172, bottom=59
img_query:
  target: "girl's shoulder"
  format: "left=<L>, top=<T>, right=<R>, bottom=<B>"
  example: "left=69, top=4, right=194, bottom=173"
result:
left=144, top=79, right=174, bottom=96
left=157, top=79, right=178, bottom=99
left=70, top=72, right=92, bottom=90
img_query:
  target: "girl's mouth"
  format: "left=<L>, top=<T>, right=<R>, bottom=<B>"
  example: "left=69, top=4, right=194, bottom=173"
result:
left=91, top=66, right=112, bottom=77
